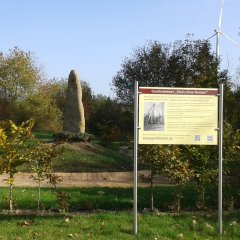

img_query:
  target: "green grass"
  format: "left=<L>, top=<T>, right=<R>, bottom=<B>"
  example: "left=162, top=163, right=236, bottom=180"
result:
left=94, top=140, right=130, bottom=151
left=24, top=133, right=134, bottom=172
left=32, top=131, right=54, bottom=143
left=21, top=140, right=133, bottom=172
left=0, top=186, right=239, bottom=239
left=0, top=212, right=239, bottom=239
left=52, top=145, right=133, bottom=172
left=0, top=185, right=219, bottom=212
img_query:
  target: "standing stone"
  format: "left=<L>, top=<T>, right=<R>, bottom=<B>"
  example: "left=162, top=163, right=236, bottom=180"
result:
left=63, top=70, right=85, bottom=133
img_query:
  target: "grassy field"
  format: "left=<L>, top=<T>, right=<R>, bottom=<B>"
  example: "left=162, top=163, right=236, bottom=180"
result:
left=0, top=212, right=239, bottom=239
left=1, top=133, right=239, bottom=239
left=1, top=186, right=238, bottom=239
left=0, top=186, right=220, bottom=212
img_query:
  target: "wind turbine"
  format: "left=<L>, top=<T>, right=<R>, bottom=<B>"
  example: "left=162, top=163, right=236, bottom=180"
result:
left=208, top=0, right=240, bottom=59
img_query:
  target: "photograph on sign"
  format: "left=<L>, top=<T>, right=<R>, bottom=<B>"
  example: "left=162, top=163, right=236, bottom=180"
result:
left=144, top=102, right=165, bottom=131
left=138, top=87, right=218, bottom=145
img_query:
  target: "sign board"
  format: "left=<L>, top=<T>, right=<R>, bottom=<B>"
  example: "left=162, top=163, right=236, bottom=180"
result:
left=138, top=87, right=218, bottom=145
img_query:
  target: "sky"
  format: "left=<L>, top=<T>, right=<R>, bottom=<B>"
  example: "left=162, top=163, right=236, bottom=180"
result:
left=1, top=0, right=240, bottom=96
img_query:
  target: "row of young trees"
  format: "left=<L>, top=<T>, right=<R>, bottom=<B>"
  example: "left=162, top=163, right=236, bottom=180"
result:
left=0, top=120, right=62, bottom=212
left=139, top=122, right=240, bottom=212
left=0, top=119, right=239, bottom=213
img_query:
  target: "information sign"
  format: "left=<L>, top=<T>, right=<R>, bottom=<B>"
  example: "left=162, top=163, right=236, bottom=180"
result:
left=138, top=87, right=218, bottom=145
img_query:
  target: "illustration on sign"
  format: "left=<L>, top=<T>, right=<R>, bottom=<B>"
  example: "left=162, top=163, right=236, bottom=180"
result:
left=138, top=87, right=218, bottom=145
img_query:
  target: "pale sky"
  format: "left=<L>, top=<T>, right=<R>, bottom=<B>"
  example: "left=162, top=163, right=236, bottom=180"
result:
left=1, top=0, right=239, bottom=96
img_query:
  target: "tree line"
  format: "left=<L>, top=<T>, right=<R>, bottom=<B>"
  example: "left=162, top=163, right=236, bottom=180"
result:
left=1, top=40, right=240, bottom=137
left=0, top=47, right=133, bottom=139
left=0, top=37, right=240, bottom=212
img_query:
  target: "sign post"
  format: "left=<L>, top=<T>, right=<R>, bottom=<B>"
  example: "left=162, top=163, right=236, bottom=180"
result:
left=133, top=85, right=223, bottom=236
left=133, top=80, right=139, bottom=237
left=218, top=83, right=224, bottom=235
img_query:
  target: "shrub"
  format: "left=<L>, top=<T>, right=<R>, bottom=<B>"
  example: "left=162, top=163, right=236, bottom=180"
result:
left=97, top=122, right=120, bottom=143
left=53, top=131, right=95, bottom=142
left=56, top=191, right=71, bottom=212
left=0, top=119, right=34, bottom=211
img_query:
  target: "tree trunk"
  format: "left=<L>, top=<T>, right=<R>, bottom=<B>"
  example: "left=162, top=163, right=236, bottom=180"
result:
left=37, top=179, right=41, bottom=211
left=150, top=170, right=154, bottom=211
left=177, top=184, right=181, bottom=213
left=197, top=184, right=205, bottom=210
left=8, top=173, right=14, bottom=212
left=9, top=183, right=13, bottom=212
left=202, top=186, right=205, bottom=209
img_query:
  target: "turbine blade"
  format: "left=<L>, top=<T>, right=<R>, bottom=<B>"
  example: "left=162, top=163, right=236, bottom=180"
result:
left=220, top=32, right=240, bottom=48
left=218, top=0, right=225, bottom=31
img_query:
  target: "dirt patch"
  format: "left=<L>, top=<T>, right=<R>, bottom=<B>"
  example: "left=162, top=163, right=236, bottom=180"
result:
left=0, top=171, right=173, bottom=188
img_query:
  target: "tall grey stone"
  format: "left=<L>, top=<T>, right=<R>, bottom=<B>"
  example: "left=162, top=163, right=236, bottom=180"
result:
left=63, top=70, right=85, bottom=133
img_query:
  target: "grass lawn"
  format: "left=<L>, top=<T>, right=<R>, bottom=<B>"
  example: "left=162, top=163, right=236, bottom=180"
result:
left=1, top=186, right=238, bottom=239
left=23, top=133, right=133, bottom=173
left=32, top=132, right=54, bottom=143
left=0, top=186, right=219, bottom=212
left=52, top=142, right=133, bottom=172
left=0, top=212, right=239, bottom=239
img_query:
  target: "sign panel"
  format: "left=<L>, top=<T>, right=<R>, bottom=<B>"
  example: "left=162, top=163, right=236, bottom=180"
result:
left=138, top=87, right=218, bottom=145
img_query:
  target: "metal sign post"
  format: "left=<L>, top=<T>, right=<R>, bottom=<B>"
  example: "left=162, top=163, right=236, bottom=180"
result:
left=218, top=83, right=224, bottom=235
left=133, top=84, right=223, bottom=237
left=133, top=80, right=139, bottom=237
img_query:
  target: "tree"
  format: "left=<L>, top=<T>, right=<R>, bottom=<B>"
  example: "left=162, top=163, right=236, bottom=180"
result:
left=44, top=78, right=67, bottom=113
left=81, top=80, right=94, bottom=127
left=30, top=143, right=60, bottom=211
left=182, top=145, right=217, bottom=210
left=164, top=154, right=192, bottom=213
left=138, top=145, right=180, bottom=210
left=112, top=41, right=169, bottom=106
left=112, top=37, right=238, bottom=212
left=112, top=38, right=230, bottom=107
left=182, top=122, right=240, bottom=210
left=221, top=122, right=240, bottom=210
left=15, top=88, right=62, bottom=132
left=88, top=95, right=133, bottom=140
left=225, top=85, right=240, bottom=130
left=139, top=144, right=192, bottom=212
left=0, top=47, right=44, bottom=120
left=0, top=47, right=63, bottom=131
left=0, top=120, right=34, bottom=211
left=0, top=48, right=66, bottom=132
